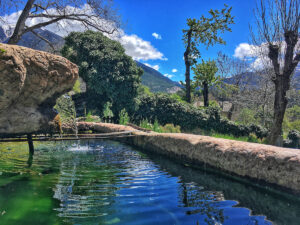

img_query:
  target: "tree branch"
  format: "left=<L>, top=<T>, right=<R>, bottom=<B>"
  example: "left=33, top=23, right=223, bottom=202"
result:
left=30, top=29, right=57, bottom=53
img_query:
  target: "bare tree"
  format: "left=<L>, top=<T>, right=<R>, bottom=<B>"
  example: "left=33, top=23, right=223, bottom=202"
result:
left=251, top=0, right=300, bottom=145
left=216, top=52, right=250, bottom=120
left=0, top=0, right=120, bottom=47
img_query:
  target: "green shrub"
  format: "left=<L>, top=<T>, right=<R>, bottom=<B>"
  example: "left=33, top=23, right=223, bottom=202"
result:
left=85, top=111, right=101, bottom=122
left=153, top=119, right=161, bottom=132
left=139, top=119, right=153, bottom=130
left=103, top=102, right=114, bottom=122
left=160, top=124, right=181, bottom=133
left=247, top=133, right=259, bottom=143
left=72, top=79, right=81, bottom=94
left=283, top=130, right=299, bottom=149
left=119, top=109, right=130, bottom=125
left=133, top=94, right=268, bottom=138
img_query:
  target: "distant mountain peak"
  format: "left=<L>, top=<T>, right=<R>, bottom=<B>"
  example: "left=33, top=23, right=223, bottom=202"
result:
left=135, top=61, right=182, bottom=93
left=0, top=26, right=181, bottom=93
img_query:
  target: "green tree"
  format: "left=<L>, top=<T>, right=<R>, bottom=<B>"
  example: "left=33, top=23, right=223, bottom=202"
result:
left=182, top=5, right=234, bottom=103
left=192, top=59, right=219, bottom=107
left=61, top=31, right=143, bottom=118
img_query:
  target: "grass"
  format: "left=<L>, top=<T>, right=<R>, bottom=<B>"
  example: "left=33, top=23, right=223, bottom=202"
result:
left=211, top=133, right=264, bottom=143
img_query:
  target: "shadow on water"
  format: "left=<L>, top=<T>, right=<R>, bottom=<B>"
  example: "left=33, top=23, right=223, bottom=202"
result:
left=142, top=150, right=300, bottom=225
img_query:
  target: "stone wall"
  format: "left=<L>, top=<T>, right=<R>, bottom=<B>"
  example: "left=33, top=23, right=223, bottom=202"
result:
left=77, top=122, right=300, bottom=194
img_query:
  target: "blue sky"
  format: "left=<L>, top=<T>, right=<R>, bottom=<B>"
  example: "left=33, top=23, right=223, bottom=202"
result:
left=1, top=0, right=259, bottom=82
left=114, top=0, right=256, bottom=81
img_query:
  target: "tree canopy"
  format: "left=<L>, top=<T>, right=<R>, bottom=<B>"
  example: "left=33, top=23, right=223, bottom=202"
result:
left=61, top=30, right=143, bottom=117
left=183, top=4, right=234, bottom=103
left=192, top=59, right=219, bottom=107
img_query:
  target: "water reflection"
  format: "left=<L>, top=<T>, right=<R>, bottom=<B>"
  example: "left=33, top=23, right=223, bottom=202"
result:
left=146, top=152, right=300, bottom=225
left=0, top=140, right=299, bottom=225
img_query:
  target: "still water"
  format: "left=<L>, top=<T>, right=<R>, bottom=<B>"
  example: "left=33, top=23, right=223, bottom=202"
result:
left=0, top=140, right=299, bottom=225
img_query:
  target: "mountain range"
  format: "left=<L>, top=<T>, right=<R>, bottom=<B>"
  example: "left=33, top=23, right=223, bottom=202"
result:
left=0, top=25, right=181, bottom=93
left=1, top=26, right=299, bottom=91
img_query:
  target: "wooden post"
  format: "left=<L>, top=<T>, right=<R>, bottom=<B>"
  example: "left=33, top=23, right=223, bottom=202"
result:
left=27, top=134, right=34, bottom=155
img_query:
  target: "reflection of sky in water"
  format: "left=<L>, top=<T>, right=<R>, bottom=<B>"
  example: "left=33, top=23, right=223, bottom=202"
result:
left=0, top=140, right=299, bottom=225
left=52, top=140, right=274, bottom=225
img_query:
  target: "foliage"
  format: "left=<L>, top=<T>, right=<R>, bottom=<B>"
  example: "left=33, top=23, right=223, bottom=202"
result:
left=192, top=59, right=219, bottom=107
left=119, top=109, right=130, bottom=125
left=134, top=94, right=268, bottom=138
left=0, top=48, right=6, bottom=54
left=283, top=105, right=300, bottom=134
left=139, top=119, right=153, bottom=130
left=85, top=112, right=101, bottom=122
left=192, top=59, right=219, bottom=87
left=103, top=102, right=114, bottom=122
left=54, top=94, right=76, bottom=124
left=72, top=79, right=81, bottom=94
left=182, top=4, right=234, bottom=102
left=62, top=31, right=143, bottom=117
left=283, top=130, right=300, bottom=149
left=137, top=85, right=153, bottom=97
left=138, top=118, right=180, bottom=133
left=153, top=119, right=161, bottom=132
left=236, top=108, right=258, bottom=126
left=211, top=133, right=260, bottom=143
left=160, top=124, right=181, bottom=133
left=183, top=5, right=234, bottom=59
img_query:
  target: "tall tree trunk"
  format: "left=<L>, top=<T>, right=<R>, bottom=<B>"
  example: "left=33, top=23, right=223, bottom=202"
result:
left=268, top=76, right=289, bottom=145
left=227, top=103, right=235, bottom=120
left=184, top=30, right=192, bottom=103
left=203, top=82, right=209, bottom=107
left=267, top=32, right=299, bottom=146
left=7, top=0, right=35, bottom=44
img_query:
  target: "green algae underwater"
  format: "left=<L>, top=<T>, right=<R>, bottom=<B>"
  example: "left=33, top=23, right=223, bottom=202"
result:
left=0, top=140, right=299, bottom=225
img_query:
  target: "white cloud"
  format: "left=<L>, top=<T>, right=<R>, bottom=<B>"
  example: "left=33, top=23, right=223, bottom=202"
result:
left=172, top=69, right=178, bottom=73
left=164, top=74, right=174, bottom=78
left=144, top=63, right=159, bottom=71
left=119, top=34, right=166, bottom=61
left=152, top=32, right=162, bottom=40
left=1, top=5, right=167, bottom=61
left=233, top=43, right=257, bottom=59
left=234, top=43, right=271, bottom=70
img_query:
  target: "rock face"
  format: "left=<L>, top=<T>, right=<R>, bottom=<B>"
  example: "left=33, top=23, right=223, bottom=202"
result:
left=0, top=43, right=78, bottom=135
left=77, top=122, right=300, bottom=194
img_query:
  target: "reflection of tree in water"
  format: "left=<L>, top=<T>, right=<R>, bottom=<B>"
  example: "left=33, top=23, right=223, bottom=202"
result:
left=147, top=153, right=299, bottom=225
left=178, top=181, right=227, bottom=225
left=53, top=141, right=124, bottom=224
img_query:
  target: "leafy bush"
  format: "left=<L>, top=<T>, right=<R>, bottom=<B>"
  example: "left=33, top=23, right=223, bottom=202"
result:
left=103, top=102, right=114, bottom=122
left=85, top=112, right=101, bottom=122
left=160, top=124, right=181, bottom=133
left=119, top=109, right=130, bottom=125
left=133, top=94, right=268, bottom=138
left=283, top=130, right=299, bottom=149
left=139, top=119, right=153, bottom=130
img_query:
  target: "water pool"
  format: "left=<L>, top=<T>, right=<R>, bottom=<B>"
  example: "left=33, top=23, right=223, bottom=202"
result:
left=0, top=140, right=299, bottom=225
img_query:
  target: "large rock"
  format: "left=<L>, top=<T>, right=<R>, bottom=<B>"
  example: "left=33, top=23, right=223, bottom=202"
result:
left=0, top=43, right=78, bottom=135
